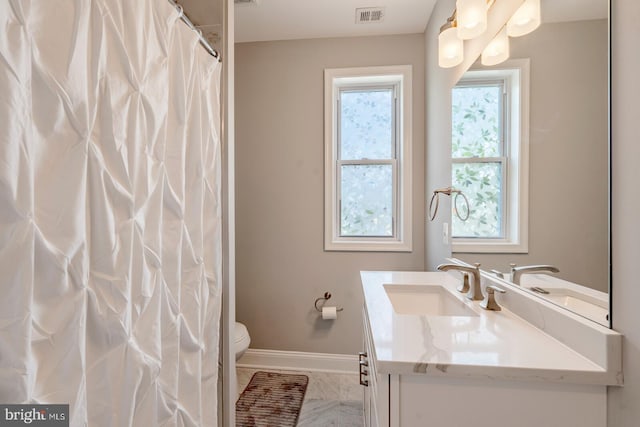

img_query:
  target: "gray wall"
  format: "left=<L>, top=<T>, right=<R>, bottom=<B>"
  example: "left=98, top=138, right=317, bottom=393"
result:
left=608, top=2, right=640, bottom=425
left=456, top=19, right=609, bottom=292
left=235, top=34, right=426, bottom=354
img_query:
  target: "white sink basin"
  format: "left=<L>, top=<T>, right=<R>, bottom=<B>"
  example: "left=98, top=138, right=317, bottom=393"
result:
left=530, top=287, right=608, bottom=323
left=383, top=284, right=478, bottom=316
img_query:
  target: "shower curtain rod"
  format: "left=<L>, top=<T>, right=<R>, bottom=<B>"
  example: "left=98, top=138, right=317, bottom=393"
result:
left=168, top=0, right=221, bottom=61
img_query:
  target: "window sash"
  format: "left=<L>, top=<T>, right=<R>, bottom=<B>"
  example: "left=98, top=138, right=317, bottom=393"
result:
left=452, top=78, right=509, bottom=240
left=452, top=79, right=507, bottom=159
left=337, top=159, right=398, bottom=238
left=336, top=83, right=399, bottom=239
left=451, top=157, right=507, bottom=239
left=337, top=84, right=398, bottom=161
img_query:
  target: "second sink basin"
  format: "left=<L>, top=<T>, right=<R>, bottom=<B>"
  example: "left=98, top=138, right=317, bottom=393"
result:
left=383, top=284, right=478, bottom=316
left=531, top=287, right=608, bottom=323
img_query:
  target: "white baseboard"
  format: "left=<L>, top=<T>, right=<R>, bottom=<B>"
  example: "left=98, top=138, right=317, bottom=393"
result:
left=237, top=349, right=358, bottom=374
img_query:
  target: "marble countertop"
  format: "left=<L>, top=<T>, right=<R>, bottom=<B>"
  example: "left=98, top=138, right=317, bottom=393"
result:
left=361, top=270, right=621, bottom=385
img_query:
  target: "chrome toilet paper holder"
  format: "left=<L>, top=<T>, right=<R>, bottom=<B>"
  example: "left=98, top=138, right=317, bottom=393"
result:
left=314, top=292, right=344, bottom=312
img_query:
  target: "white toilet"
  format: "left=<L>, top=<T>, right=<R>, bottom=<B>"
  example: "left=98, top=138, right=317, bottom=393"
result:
left=234, top=322, right=250, bottom=361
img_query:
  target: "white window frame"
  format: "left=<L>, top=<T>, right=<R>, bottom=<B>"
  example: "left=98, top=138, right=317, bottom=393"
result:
left=324, top=65, right=412, bottom=252
left=452, top=59, right=530, bottom=253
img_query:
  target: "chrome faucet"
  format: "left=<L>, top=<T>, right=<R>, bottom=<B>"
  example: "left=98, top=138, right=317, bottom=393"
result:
left=510, top=264, right=560, bottom=285
left=437, top=262, right=483, bottom=301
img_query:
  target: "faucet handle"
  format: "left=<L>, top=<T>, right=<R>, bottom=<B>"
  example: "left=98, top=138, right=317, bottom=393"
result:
left=480, top=285, right=506, bottom=311
left=457, top=273, right=470, bottom=293
left=509, top=263, right=517, bottom=281
left=490, top=269, right=504, bottom=279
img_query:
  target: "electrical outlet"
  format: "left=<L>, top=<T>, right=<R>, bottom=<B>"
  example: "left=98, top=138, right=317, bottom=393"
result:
left=443, top=222, right=449, bottom=244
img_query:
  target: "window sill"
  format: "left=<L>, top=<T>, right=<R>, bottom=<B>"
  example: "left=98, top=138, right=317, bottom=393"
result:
left=325, top=239, right=412, bottom=252
left=452, top=239, right=528, bottom=254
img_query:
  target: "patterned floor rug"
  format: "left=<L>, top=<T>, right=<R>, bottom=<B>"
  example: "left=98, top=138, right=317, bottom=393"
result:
left=236, top=371, right=309, bottom=426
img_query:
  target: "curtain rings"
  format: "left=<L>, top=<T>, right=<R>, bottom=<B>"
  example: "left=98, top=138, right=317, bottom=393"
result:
left=428, top=187, right=470, bottom=222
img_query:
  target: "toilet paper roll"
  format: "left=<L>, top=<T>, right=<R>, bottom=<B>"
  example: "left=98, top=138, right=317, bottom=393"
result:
left=322, top=306, right=338, bottom=320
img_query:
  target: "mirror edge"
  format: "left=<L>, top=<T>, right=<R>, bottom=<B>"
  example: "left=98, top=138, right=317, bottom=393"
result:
left=607, top=0, right=612, bottom=329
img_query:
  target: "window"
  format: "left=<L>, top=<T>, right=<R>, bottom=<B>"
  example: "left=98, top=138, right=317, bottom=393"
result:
left=451, top=59, right=529, bottom=253
left=324, top=66, right=412, bottom=251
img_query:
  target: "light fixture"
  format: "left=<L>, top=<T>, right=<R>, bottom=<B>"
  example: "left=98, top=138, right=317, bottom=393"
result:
left=507, top=0, right=541, bottom=37
left=456, top=0, right=488, bottom=40
left=481, top=26, right=509, bottom=66
left=439, top=16, right=464, bottom=68
left=438, top=0, right=540, bottom=69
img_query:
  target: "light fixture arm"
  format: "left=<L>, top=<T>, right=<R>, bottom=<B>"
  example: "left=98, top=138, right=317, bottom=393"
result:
left=440, top=10, right=458, bottom=33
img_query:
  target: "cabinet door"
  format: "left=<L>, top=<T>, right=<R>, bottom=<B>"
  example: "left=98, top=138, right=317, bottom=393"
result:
left=395, top=375, right=606, bottom=427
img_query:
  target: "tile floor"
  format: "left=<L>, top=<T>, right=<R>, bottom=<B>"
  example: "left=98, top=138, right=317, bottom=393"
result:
left=237, top=367, right=363, bottom=426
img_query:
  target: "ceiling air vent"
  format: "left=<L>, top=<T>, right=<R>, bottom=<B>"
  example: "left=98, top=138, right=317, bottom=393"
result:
left=355, top=7, right=385, bottom=24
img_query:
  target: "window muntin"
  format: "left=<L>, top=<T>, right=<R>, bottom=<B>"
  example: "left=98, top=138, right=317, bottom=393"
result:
left=324, top=66, right=412, bottom=252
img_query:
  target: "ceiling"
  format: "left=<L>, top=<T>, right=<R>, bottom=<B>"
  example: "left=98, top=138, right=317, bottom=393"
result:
left=234, top=0, right=438, bottom=43
left=177, top=0, right=608, bottom=44
left=541, top=0, right=608, bottom=24
left=234, top=0, right=607, bottom=43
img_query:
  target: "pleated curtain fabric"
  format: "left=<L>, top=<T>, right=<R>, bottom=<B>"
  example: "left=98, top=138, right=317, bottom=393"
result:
left=0, top=1, right=222, bottom=426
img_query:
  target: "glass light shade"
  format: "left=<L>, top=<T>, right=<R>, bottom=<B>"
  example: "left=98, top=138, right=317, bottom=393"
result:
left=507, top=0, right=541, bottom=37
left=456, top=0, right=488, bottom=40
left=439, top=26, right=464, bottom=68
left=481, top=27, right=509, bottom=66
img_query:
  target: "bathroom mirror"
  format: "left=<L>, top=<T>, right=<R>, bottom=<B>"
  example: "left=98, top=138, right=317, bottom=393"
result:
left=452, top=0, right=610, bottom=326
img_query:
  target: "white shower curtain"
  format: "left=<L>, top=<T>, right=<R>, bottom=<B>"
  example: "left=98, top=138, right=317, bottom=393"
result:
left=0, top=1, right=222, bottom=426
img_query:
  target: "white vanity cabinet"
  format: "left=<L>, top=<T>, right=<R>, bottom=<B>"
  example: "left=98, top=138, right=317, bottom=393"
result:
left=360, top=271, right=622, bottom=427
left=362, top=308, right=606, bottom=427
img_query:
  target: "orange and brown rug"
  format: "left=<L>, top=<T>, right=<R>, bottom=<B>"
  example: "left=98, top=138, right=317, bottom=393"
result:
left=236, top=371, right=309, bottom=426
